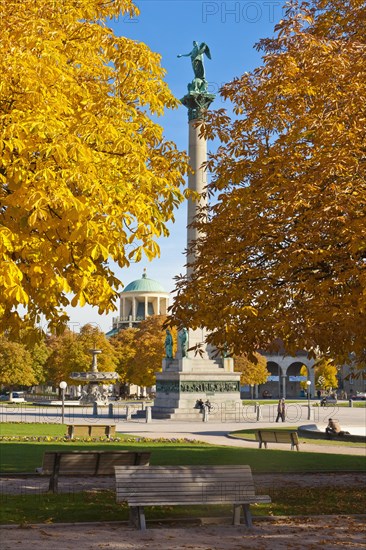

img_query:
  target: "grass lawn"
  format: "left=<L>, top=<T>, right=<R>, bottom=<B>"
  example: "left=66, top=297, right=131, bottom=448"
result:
left=1, top=486, right=365, bottom=525
left=229, top=427, right=366, bottom=448
left=1, top=423, right=365, bottom=525
left=0, top=423, right=67, bottom=437
left=331, top=402, right=366, bottom=407
left=0, top=423, right=365, bottom=474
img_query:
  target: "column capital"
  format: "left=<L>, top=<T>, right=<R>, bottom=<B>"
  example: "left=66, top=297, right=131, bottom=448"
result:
left=181, top=91, right=215, bottom=121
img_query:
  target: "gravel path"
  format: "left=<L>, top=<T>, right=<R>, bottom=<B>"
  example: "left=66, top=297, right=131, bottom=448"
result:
left=1, top=516, right=366, bottom=550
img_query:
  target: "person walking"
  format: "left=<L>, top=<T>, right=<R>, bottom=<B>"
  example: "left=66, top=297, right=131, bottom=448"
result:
left=276, top=398, right=286, bottom=422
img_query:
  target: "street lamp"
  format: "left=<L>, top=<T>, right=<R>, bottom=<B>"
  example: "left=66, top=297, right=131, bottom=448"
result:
left=306, top=380, right=311, bottom=420
left=59, top=381, right=67, bottom=425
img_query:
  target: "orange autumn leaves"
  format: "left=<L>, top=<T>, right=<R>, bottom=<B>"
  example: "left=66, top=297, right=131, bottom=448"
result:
left=171, top=0, right=366, bottom=366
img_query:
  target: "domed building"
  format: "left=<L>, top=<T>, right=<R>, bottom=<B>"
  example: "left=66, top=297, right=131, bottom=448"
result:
left=108, top=269, right=169, bottom=336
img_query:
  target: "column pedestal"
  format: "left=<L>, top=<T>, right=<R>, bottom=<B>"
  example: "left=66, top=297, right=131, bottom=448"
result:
left=152, top=328, right=241, bottom=420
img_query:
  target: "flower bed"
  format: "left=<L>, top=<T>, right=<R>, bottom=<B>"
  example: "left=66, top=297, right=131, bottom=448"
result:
left=0, top=434, right=204, bottom=444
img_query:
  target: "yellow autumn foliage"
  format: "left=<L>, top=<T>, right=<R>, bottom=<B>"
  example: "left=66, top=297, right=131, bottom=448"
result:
left=0, top=0, right=188, bottom=336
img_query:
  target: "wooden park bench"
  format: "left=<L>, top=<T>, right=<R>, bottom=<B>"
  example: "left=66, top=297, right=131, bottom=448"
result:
left=38, top=450, right=151, bottom=493
left=115, top=465, right=271, bottom=530
left=66, top=424, right=116, bottom=438
left=254, top=430, right=300, bottom=451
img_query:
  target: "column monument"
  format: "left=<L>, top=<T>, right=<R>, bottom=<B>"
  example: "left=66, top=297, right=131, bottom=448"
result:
left=152, top=42, right=241, bottom=420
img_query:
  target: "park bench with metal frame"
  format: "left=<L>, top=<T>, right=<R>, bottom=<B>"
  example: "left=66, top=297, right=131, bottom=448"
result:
left=115, top=464, right=271, bottom=530
left=38, top=450, right=151, bottom=493
left=254, top=430, right=300, bottom=450
left=66, top=424, right=116, bottom=438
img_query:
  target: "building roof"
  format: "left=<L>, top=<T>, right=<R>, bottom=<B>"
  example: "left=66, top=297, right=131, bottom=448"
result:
left=122, top=270, right=167, bottom=294
left=105, top=327, right=119, bottom=338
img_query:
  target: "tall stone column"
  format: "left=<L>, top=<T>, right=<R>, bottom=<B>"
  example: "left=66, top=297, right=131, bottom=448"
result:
left=282, top=375, right=287, bottom=399
left=186, top=109, right=211, bottom=278
left=152, top=42, right=241, bottom=420
left=181, top=91, right=215, bottom=358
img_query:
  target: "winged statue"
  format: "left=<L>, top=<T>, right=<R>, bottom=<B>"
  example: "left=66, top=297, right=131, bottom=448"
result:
left=177, top=41, right=212, bottom=81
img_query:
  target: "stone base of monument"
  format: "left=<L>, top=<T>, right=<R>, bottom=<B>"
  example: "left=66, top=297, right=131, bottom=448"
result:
left=151, top=356, right=242, bottom=421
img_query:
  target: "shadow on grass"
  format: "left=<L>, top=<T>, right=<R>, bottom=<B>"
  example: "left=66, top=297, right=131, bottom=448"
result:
left=1, top=486, right=365, bottom=525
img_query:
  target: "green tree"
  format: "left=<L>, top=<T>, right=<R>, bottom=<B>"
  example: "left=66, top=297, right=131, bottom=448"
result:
left=0, top=335, right=36, bottom=387
left=314, top=359, right=339, bottom=391
left=234, top=353, right=269, bottom=386
left=170, top=0, right=366, bottom=367
left=77, top=324, right=117, bottom=373
left=111, top=327, right=138, bottom=385
left=45, top=324, right=117, bottom=385
left=45, top=330, right=86, bottom=386
left=29, top=339, right=50, bottom=385
left=0, top=0, right=188, bottom=337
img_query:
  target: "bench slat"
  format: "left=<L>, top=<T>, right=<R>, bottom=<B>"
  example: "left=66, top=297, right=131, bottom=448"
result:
left=115, top=465, right=253, bottom=475
left=117, top=490, right=255, bottom=498
left=124, top=497, right=272, bottom=505
left=115, top=465, right=270, bottom=530
left=39, top=451, right=150, bottom=492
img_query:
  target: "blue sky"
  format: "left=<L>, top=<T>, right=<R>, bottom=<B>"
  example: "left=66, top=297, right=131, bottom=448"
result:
left=66, top=0, right=285, bottom=333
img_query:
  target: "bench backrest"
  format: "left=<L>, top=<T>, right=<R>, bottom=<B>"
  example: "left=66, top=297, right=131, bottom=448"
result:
left=41, top=451, right=150, bottom=475
left=67, top=425, right=116, bottom=437
left=256, top=430, right=299, bottom=444
left=115, top=465, right=256, bottom=505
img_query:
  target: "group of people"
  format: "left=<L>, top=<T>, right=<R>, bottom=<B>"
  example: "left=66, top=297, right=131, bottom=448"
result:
left=275, top=400, right=347, bottom=439
left=196, top=398, right=212, bottom=412
left=195, top=399, right=212, bottom=422
left=273, top=400, right=349, bottom=441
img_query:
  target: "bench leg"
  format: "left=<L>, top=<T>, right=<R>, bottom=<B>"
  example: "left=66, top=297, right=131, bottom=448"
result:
left=233, top=505, right=241, bottom=525
left=129, top=507, right=138, bottom=528
left=138, top=507, right=146, bottom=531
left=130, top=506, right=146, bottom=530
left=233, top=504, right=253, bottom=527
left=48, top=453, right=61, bottom=493
left=48, top=474, right=58, bottom=493
left=242, top=504, right=253, bottom=528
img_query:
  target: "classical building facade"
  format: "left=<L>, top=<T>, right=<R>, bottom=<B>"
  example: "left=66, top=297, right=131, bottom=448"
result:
left=106, top=270, right=169, bottom=337
left=258, top=351, right=316, bottom=399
